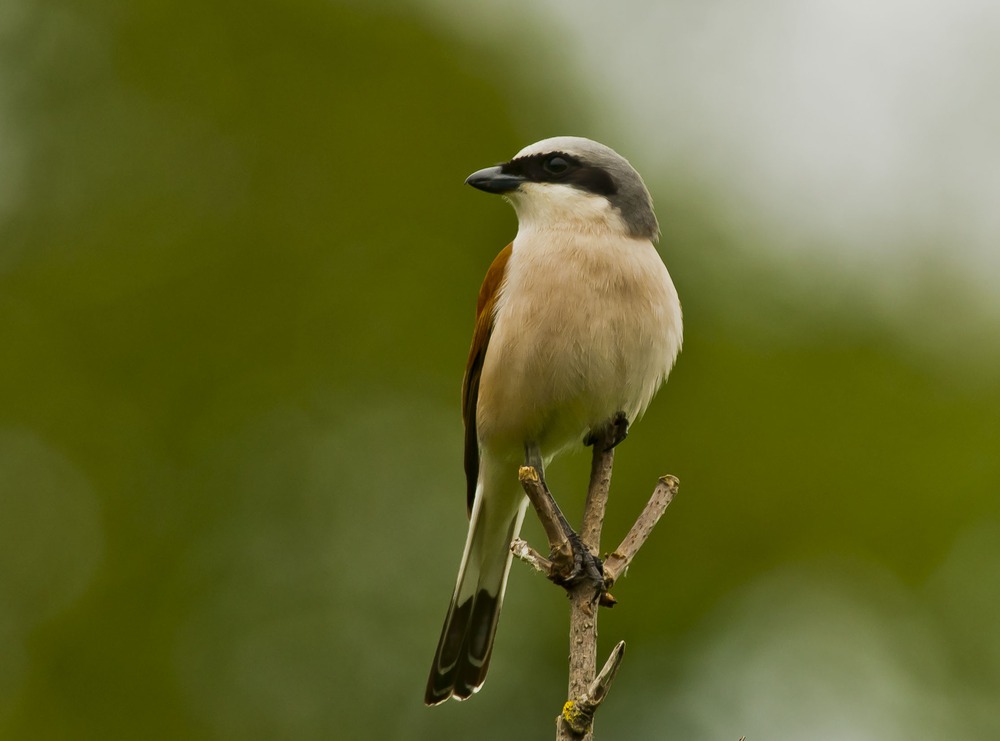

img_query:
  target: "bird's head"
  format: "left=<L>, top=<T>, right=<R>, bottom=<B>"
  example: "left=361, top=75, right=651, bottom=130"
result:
left=466, top=136, right=659, bottom=241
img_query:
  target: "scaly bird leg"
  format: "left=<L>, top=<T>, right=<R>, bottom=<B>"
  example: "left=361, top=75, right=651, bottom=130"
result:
left=521, top=443, right=605, bottom=593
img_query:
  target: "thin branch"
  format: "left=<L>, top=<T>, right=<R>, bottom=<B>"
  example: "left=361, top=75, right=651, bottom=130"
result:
left=514, top=429, right=680, bottom=740
left=565, top=422, right=628, bottom=707
left=603, top=475, right=679, bottom=588
left=510, top=537, right=554, bottom=577
left=585, top=640, right=626, bottom=711
left=563, top=585, right=599, bottom=740
left=560, top=642, right=626, bottom=735
left=558, top=425, right=625, bottom=740
left=518, top=466, right=575, bottom=581
left=580, top=435, right=615, bottom=553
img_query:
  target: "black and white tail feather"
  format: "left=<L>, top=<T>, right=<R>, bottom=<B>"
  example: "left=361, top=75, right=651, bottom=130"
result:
left=424, top=474, right=527, bottom=704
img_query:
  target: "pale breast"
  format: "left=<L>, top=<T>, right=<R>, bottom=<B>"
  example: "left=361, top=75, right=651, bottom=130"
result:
left=475, top=231, right=682, bottom=460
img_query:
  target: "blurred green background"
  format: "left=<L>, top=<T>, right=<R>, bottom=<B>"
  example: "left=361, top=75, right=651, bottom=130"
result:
left=1, top=1, right=998, bottom=739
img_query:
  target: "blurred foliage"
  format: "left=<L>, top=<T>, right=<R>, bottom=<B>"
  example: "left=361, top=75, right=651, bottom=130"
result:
left=0, top=0, right=998, bottom=739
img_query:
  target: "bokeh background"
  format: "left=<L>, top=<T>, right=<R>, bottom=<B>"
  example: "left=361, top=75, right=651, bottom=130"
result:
left=2, top=0, right=999, bottom=739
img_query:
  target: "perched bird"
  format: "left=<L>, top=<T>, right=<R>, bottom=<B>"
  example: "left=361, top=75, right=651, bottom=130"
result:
left=425, top=137, right=682, bottom=705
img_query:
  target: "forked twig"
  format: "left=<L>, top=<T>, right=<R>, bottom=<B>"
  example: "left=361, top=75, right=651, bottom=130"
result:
left=511, top=423, right=679, bottom=740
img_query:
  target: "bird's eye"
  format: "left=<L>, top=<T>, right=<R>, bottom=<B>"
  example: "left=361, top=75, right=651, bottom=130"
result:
left=543, top=156, right=569, bottom=175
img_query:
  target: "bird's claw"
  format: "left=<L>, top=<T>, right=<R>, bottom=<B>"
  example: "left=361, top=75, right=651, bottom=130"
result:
left=584, top=411, right=630, bottom=452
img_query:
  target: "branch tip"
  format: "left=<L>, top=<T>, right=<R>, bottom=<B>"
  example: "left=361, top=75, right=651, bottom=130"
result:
left=511, top=537, right=555, bottom=577
left=657, top=474, right=680, bottom=490
left=519, top=465, right=541, bottom=483
left=587, top=640, right=625, bottom=705
left=559, top=641, right=627, bottom=736
left=603, top=474, right=679, bottom=588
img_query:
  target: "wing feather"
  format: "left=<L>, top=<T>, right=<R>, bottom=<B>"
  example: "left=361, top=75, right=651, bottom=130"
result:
left=462, top=242, right=513, bottom=514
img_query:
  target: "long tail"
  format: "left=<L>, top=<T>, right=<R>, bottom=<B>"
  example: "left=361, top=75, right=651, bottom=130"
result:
left=425, top=468, right=527, bottom=705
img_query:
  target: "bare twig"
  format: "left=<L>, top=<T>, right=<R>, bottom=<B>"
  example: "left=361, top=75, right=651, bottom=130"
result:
left=561, top=642, right=626, bottom=735
left=510, top=537, right=554, bottom=577
left=603, top=475, right=679, bottom=588
left=515, top=426, right=679, bottom=740
left=518, top=466, right=576, bottom=582
left=585, top=640, right=626, bottom=711
left=580, top=437, right=615, bottom=552
left=556, top=426, right=618, bottom=740
left=562, top=586, right=600, bottom=740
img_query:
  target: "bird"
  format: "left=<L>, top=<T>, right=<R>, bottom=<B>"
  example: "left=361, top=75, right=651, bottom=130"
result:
left=424, top=136, right=682, bottom=705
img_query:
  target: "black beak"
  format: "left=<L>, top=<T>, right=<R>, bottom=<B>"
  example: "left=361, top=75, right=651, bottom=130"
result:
left=465, top=165, right=525, bottom=194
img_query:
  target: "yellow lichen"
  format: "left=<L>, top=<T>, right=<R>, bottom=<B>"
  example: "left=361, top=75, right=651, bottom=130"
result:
left=561, top=700, right=591, bottom=734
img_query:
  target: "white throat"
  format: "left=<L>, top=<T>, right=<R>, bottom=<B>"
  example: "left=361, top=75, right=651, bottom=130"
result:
left=507, top=183, right=629, bottom=237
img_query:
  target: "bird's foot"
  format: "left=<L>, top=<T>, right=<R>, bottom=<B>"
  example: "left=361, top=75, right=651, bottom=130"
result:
left=566, top=531, right=604, bottom=588
left=584, top=411, right=630, bottom=452
left=550, top=531, right=617, bottom=609
left=518, top=457, right=617, bottom=608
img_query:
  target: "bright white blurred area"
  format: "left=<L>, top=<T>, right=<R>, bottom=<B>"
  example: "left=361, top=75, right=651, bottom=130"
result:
left=419, top=0, right=1000, bottom=376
